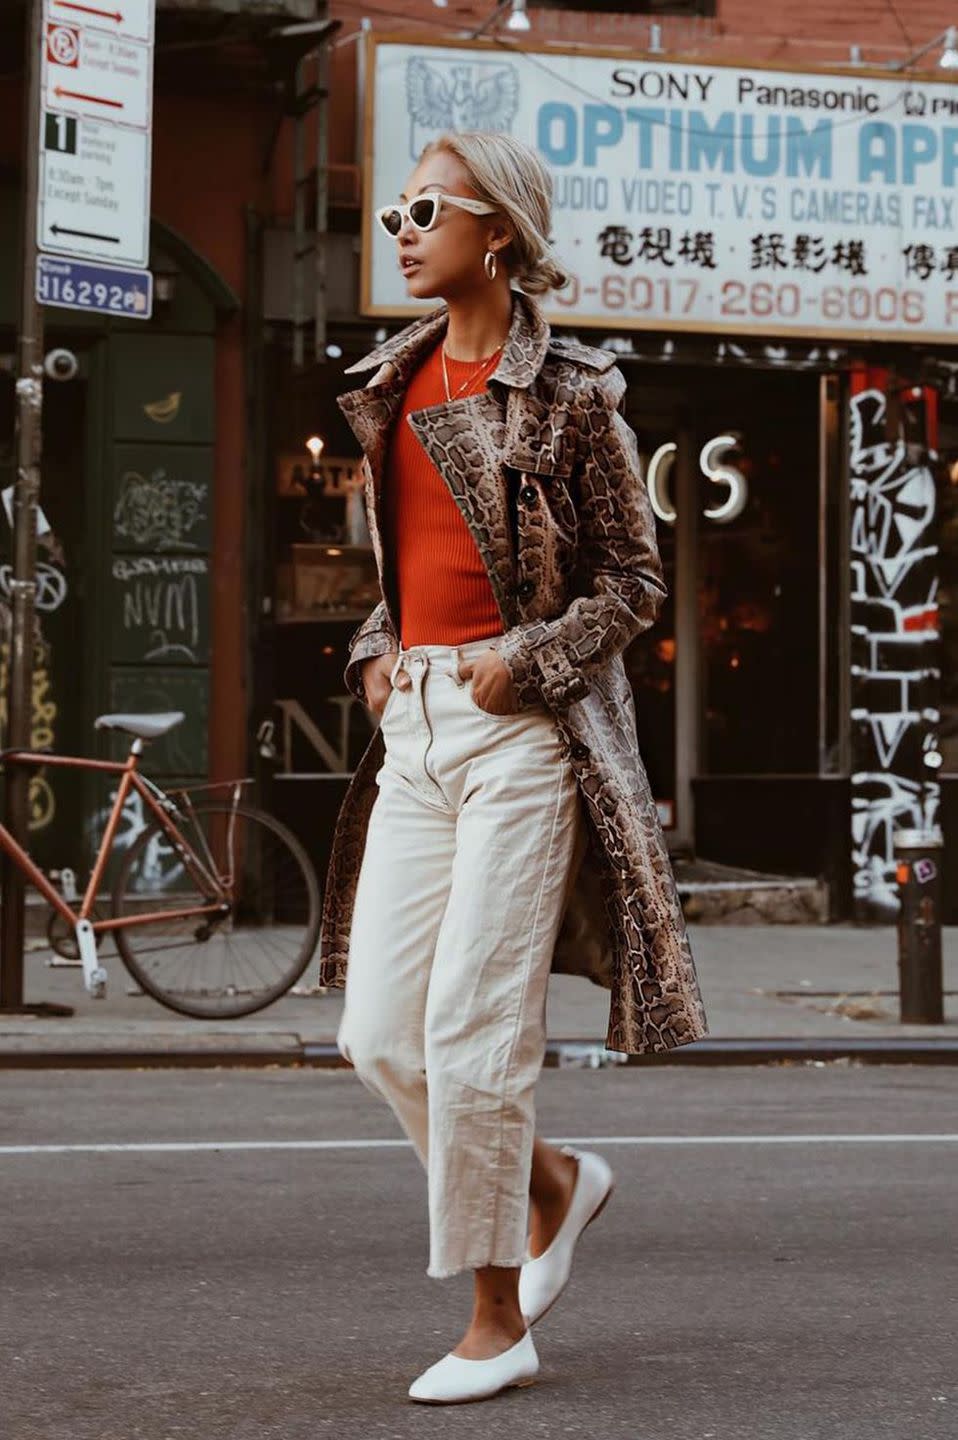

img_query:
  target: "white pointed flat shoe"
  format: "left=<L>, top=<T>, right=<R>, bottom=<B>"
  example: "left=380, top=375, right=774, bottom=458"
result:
left=407, top=1328, right=539, bottom=1404
left=519, top=1145, right=615, bottom=1326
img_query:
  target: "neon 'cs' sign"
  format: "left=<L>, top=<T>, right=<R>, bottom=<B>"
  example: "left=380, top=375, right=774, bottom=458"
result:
left=646, top=435, right=747, bottom=525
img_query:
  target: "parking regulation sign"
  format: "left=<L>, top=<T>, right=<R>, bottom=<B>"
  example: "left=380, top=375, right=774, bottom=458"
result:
left=36, top=0, right=154, bottom=277
left=38, top=113, right=151, bottom=266
left=42, top=22, right=152, bottom=129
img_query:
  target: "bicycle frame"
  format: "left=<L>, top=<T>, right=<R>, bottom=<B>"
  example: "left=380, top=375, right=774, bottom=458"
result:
left=0, top=743, right=228, bottom=935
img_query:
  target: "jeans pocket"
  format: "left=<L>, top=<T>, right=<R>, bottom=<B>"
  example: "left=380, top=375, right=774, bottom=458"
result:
left=463, top=677, right=519, bottom=723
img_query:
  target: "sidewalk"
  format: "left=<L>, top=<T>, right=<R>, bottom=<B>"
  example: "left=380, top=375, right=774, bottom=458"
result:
left=1, top=925, right=957, bottom=1067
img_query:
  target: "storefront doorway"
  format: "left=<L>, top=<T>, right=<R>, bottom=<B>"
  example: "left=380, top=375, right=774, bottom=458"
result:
left=621, top=363, right=836, bottom=859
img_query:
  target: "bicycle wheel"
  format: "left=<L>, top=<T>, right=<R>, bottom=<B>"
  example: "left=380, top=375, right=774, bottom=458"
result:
left=112, top=801, right=321, bottom=1019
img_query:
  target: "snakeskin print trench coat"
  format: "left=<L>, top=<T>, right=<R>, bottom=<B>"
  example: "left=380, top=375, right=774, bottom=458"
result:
left=317, top=288, right=708, bottom=1054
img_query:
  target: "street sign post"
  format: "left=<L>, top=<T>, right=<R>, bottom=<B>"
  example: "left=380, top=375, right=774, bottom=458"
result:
left=3, top=0, right=155, bottom=1013
left=2, top=0, right=75, bottom=1017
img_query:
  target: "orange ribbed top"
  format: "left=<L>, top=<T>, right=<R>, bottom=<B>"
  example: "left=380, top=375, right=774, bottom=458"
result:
left=383, top=338, right=503, bottom=647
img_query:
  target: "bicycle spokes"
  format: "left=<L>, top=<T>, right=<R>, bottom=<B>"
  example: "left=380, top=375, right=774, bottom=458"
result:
left=111, top=802, right=320, bottom=1019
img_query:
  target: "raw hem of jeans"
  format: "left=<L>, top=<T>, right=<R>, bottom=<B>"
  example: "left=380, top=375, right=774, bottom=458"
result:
left=426, top=1252, right=528, bottom=1280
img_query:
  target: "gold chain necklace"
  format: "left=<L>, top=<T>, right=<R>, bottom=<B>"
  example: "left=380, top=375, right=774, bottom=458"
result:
left=440, top=341, right=504, bottom=402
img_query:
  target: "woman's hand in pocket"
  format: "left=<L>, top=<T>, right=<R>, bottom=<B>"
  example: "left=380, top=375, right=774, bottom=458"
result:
left=361, top=652, right=409, bottom=717
left=458, top=649, right=519, bottom=716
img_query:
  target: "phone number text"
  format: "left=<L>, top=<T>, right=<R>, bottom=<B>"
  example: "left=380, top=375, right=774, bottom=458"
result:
left=554, top=274, right=958, bottom=328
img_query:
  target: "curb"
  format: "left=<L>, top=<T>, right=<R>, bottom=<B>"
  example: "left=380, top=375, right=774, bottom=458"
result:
left=546, top=1037, right=958, bottom=1067
left=0, top=1033, right=304, bottom=1070
left=2, top=1035, right=958, bottom=1069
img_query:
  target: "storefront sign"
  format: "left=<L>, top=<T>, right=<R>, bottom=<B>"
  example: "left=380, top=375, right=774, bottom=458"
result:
left=363, top=34, right=958, bottom=343
left=276, top=454, right=361, bottom=498
left=647, top=434, right=748, bottom=524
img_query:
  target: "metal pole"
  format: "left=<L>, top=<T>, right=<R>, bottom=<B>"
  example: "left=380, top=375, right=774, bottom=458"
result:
left=673, top=420, right=699, bottom=852
left=893, top=826, right=944, bottom=1024
left=1, top=0, right=47, bottom=1012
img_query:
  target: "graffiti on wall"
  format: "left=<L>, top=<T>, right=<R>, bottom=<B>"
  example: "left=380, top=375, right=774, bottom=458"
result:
left=114, top=466, right=207, bottom=551
left=0, top=555, right=69, bottom=832
left=849, top=385, right=941, bottom=918
left=84, top=785, right=183, bottom=893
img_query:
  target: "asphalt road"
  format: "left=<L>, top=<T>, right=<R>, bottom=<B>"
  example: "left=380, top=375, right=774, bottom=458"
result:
left=2, top=1065, right=956, bottom=1440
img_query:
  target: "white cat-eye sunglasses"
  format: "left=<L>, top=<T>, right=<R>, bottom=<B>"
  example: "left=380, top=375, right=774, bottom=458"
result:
left=374, top=191, right=496, bottom=237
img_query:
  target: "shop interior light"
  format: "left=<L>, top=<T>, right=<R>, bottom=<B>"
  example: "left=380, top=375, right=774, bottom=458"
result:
left=292, top=434, right=327, bottom=501
left=152, top=263, right=178, bottom=305
left=506, top=0, right=531, bottom=33
left=941, top=26, right=958, bottom=67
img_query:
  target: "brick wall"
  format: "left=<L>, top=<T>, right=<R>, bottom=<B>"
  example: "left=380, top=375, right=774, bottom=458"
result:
left=328, top=1, right=958, bottom=70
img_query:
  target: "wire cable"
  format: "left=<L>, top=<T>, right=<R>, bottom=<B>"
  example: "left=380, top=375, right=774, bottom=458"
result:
left=880, top=0, right=915, bottom=51
left=473, top=30, right=932, bottom=141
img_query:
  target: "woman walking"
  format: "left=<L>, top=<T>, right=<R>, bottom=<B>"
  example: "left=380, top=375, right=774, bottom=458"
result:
left=319, top=130, right=708, bottom=1404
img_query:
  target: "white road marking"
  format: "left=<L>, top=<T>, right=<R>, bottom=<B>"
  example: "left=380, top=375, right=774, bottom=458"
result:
left=1, top=1134, right=958, bottom=1156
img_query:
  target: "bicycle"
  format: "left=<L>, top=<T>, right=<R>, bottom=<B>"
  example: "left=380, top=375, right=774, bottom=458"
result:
left=0, top=709, right=321, bottom=1018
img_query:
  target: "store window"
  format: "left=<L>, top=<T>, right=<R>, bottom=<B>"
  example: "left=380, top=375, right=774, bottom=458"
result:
left=697, top=370, right=822, bottom=775
left=626, top=365, right=825, bottom=807
left=262, top=348, right=382, bottom=780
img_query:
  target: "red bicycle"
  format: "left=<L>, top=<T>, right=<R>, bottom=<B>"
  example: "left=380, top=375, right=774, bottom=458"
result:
left=0, top=709, right=321, bottom=1018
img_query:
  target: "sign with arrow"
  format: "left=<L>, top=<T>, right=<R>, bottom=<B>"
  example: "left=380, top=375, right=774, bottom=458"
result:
left=43, top=20, right=152, bottom=129
left=38, top=113, right=150, bottom=265
left=46, top=0, right=154, bottom=44
left=36, top=0, right=154, bottom=280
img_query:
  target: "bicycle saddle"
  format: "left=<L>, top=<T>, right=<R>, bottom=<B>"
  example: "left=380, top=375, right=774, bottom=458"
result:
left=94, top=712, right=185, bottom=740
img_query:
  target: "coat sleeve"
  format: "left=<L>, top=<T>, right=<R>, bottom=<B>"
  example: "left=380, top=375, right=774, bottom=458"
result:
left=494, top=364, right=667, bottom=711
left=343, top=600, right=399, bottom=706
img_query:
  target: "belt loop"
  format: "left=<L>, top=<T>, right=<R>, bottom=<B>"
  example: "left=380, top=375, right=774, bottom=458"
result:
left=450, top=644, right=465, bottom=686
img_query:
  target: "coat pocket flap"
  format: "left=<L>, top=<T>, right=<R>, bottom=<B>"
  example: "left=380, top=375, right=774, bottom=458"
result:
left=501, top=389, right=576, bottom=477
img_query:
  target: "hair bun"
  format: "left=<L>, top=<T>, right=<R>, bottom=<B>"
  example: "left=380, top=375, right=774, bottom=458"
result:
left=420, top=130, right=571, bottom=297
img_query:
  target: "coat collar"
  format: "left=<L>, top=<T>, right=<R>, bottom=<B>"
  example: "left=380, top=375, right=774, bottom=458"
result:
left=342, top=288, right=551, bottom=391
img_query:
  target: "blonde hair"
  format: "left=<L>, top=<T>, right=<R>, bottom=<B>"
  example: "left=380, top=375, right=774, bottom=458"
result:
left=419, top=130, right=569, bottom=296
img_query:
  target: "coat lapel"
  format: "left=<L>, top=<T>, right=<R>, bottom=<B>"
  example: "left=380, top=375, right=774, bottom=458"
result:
left=335, top=292, right=554, bottom=633
left=406, top=389, right=515, bottom=624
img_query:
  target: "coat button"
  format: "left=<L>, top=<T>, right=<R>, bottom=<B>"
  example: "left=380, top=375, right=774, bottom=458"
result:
left=517, top=579, right=535, bottom=599
left=519, top=484, right=538, bottom=507
left=570, top=741, right=590, bottom=761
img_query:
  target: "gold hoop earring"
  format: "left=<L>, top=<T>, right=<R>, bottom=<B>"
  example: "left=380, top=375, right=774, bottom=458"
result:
left=484, top=249, right=498, bottom=281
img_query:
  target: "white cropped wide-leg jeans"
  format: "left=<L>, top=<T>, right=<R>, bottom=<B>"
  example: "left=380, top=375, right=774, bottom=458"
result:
left=337, top=635, right=584, bottom=1279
